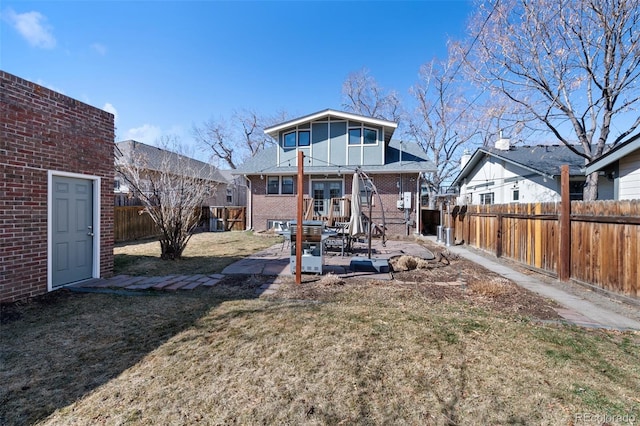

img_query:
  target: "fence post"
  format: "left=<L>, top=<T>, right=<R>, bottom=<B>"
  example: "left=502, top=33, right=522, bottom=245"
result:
left=496, top=213, right=503, bottom=258
left=559, top=165, right=571, bottom=281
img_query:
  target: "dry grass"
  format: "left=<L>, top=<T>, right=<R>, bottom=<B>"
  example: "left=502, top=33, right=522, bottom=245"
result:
left=114, top=231, right=281, bottom=276
left=467, top=277, right=512, bottom=297
left=2, top=274, right=639, bottom=425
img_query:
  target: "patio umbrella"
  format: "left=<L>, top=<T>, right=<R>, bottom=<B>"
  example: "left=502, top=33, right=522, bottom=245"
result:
left=349, top=172, right=365, bottom=237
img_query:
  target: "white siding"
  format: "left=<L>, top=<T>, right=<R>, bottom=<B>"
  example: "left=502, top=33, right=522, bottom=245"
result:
left=618, top=149, right=640, bottom=200
left=458, top=157, right=561, bottom=204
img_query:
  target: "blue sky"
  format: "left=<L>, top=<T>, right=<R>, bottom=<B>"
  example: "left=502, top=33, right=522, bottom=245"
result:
left=1, top=1, right=472, bottom=161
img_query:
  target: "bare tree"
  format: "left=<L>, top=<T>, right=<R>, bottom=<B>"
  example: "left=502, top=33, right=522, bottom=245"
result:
left=193, top=109, right=288, bottom=169
left=408, top=58, right=480, bottom=208
left=342, top=68, right=403, bottom=122
left=465, top=0, right=640, bottom=200
left=116, top=136, right=217, bottom=259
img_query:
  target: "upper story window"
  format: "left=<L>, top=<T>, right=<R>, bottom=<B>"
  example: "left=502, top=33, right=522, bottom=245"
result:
left=348, top=126, right=378, bottom=145
left=283, top=130, right=310, bottom=148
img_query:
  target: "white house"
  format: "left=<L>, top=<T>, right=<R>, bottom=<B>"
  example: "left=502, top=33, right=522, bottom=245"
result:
left=451, top=136, right=614, bottom=205
left=584, top=134, right=640, bottom=200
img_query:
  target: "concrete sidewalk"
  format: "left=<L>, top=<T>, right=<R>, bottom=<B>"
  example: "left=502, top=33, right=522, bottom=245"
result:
left=425, top=236, right=640, bottom=331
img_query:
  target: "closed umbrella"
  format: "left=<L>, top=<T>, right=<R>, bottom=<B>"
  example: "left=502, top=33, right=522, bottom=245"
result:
left=349, top=172, right=364, bottom=237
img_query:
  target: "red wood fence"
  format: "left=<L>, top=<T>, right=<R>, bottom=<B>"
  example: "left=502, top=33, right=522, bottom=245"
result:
left=446, top=200, right=640, bottom=299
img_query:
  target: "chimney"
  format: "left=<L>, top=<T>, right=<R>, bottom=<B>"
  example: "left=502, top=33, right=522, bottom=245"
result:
left=495, top=130, right=510, bottom=151
left=460, top=149, right=471, bottom=170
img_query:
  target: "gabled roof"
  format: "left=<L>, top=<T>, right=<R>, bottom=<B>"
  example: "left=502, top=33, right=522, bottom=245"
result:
left=584, top=134, right=640, bottom=175
left=233, top=139, right=436, bottom=175
left=115, top=140, right=226, bottom=183
left=451, top=144, right=587, bottom=188
left=264, top=109, right=398, bottom=144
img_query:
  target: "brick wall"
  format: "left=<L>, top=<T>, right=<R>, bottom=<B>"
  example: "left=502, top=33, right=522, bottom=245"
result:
left=0, top=71, right=115, bottom=303
left=248, top=172, right=420, bottom=236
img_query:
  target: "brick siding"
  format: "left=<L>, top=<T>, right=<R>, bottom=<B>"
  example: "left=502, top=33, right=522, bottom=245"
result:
left=249, top=172, right=420, bottom=236
left=1, top=71, right=115, bottom=303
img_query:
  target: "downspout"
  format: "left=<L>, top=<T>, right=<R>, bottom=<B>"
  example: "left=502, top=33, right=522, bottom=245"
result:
left=243, top=175, right=252, bottom=230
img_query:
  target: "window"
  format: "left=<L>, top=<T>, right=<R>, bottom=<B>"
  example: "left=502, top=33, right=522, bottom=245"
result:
left=569, top=181, right=584, bottom=200
left=348, top=127, right=378, bottom=145
left=363, top=128, right=377, bottom=144
left=283, top=130, right=310, bottom=147
left=226, top=188, right=233, bottom=203
left=281, top=176, right=294, bottom=194
left=267, top=176, right=279, bottom=194
left=512, top=189, right=519, bottom=201
left=298, top=131, right=310, bottom=146
left=348, top=128, right=361, bottom=145
left=283, top=132, right=296, bottom=148
left=266, top=176, right=295, bottom=195
left=480, top=192, right=494, bottom=205
left=114, top=179, right=121, bottom=190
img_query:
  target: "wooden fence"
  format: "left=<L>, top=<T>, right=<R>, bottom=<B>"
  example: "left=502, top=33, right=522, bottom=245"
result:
left=114, top=206, right=247, bottom=242
left=446, top=200, right=640, bottom=299
left=114, top=206, right=160, bottom=242
left=204, top=206, right=246, bottom=232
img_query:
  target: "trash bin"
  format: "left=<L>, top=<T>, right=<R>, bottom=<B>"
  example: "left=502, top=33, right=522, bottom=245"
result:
left=436, top=225, right=443, bottom=242
left=444, top=227, right=453, bottom=246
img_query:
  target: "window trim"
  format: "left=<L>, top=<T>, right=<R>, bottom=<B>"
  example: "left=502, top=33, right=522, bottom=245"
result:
left=266, top=175, right=296, bottom=195
left=282, top=129, right=311, bottom=148
left=480, top=192, right=494, bottom=205
left=348, top=125, right=379, bottom=145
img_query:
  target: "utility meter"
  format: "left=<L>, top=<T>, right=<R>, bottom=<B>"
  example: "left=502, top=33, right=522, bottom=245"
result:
left=403, top=192, right=412, bottom=209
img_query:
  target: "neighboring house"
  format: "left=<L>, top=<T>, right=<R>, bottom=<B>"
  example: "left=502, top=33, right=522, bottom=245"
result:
left=114, top=140, right=232, bottom=206
left=584, top=134, right=640, bottom=200
left=1, top=71, right=115, bottom=303
left=451, top=136, right=614, bottom=205
left=218, top=169, right=247, bottom=207
left=232, top=109, right=436, bottom=236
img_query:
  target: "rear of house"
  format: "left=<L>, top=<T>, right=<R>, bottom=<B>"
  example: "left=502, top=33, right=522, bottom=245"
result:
left=234, top=109, right=436, bottom=237
left=1, top=71, right=115, bottom=303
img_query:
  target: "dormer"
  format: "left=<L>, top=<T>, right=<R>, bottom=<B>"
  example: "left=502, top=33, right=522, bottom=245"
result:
left=264, top=109, right=398, bottom=168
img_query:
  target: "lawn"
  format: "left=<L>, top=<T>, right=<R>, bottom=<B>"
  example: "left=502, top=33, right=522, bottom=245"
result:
left=1, top=234, right=639, bottom=425
left=113, top=231, right=282, bottom=276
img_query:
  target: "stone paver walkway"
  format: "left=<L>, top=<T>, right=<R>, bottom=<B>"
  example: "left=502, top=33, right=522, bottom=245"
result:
left=70, top=274, right=225, bottom=292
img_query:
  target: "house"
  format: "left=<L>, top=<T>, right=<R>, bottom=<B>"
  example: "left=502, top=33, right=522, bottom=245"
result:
left=232, top=109, right=436, bottom=236
left=218, top=169, right=247, bottom=207
left=584, top=134, right=640, bottom=200
left=114, top=140, right=238, bottom=207
left=0, top=71, right=115, bottom=303
left=451, top=136, right=614, bottom=205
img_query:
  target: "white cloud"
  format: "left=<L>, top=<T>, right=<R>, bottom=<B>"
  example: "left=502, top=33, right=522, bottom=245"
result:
left=125, top=124, right=162, bottom=144
left=4, top=8, right=56, bottom=49
left=91, top=42, right=107, bottom=56
left=102, top=103, right=118, bottom=125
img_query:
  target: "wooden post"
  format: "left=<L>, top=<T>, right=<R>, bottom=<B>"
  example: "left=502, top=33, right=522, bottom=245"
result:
left=296, top=151, right=304, bottom=285
left=559, top=164, right=571, bottom=281
left=496, top=214, right=503, bottom=258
